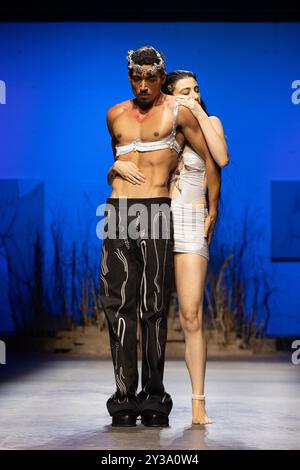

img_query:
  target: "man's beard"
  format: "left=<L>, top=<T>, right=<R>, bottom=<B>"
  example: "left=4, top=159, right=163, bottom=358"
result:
left=137, top=96, right=153, bottom=110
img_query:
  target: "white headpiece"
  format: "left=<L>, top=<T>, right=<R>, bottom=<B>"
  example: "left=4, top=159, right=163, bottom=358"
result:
left=126, top=47, right=165, bottom=75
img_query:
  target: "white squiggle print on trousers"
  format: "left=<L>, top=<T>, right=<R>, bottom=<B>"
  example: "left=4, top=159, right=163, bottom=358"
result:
left=145, top=323, right=151, bottom=378
left=115, top=342, right=119, bottom=370
left=135, top=210, right=146, bottom=236
left=139, top=240, right=148, bottom=320
left=100, top=244, right=109, bottom=296
left=156, top=317, right=162, bottom=359
left=115, top=248, right=129, bottom=318
left=152, top=211, right=168, bottom=313
left=101, top=244, right=109, bottom=274
left=142, top=323, right=151, bottom=399
left=117, top=317, right=126, bottom=346
left=114, top=318, right=126, bottom=398
left=116, top=366, right=128, bottom=403
left=138, top=238, right=151, bottom=398
left=118, top=209, right=126, bottom=237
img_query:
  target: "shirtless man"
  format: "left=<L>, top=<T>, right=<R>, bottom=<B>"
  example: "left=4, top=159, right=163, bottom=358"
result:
left=100, top=46, right=220, bottom=427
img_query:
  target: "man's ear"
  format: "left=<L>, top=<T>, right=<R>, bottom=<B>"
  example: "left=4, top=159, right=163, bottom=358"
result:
left=128, top=73, right=132, bottom=84
left=161, top=73, right=166, bottom=85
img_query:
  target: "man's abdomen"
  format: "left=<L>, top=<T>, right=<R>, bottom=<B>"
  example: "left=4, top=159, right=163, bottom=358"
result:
left=110, top=178, right=170, bottom=198
left=110, top=150, right=178, bottom=198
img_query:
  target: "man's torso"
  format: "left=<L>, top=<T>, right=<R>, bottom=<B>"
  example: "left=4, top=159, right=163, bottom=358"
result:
left=109, top=96, right=184, bottom=198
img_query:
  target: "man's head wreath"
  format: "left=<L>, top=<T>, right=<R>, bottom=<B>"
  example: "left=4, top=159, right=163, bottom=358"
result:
left=126, top=47, right=166, bottom=75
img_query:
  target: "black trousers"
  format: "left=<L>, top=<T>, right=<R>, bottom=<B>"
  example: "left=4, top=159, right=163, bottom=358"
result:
left=99, top=197, right=174, bottom=417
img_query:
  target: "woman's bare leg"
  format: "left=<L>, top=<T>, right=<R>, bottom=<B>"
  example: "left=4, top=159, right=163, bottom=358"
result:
left=174, top=252, right=213, bottom=424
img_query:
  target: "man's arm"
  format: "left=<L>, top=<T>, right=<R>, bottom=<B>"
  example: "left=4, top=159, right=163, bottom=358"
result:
left=106, top=106, right=119, bottom=185
left=178, top=105, right=221, bottom=243
left=178, top=105, right=214, bottom=164
left=202, top=150, right=221, bottom=245
left=178, top=104, right=221, bottom=211
left=206, top=155, right=221, bottom=217
left=106, top=104, right=147, bottom=186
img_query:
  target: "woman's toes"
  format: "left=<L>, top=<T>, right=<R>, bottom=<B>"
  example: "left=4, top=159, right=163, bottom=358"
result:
left=192, top=415, right=214, bottom=425
left=206, top=418, right=214, bottom=424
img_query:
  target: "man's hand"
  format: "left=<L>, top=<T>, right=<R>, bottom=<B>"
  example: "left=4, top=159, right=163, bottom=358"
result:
left=204, top=211, right=218, bottom=246
left=112, top=160, right=146, bottom=185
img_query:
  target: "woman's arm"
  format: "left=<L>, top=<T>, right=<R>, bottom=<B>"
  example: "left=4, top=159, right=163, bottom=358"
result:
left=198, top=114, right=229, bottom=167
left=106, top=133, right=146, bottom=186
left=176, top=97, right=229, bottom=168
left=107, top=162, right=118, bottom=185
left=107, top=160, right=147, bottom=186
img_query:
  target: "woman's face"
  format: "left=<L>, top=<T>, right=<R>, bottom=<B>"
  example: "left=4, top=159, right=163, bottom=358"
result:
left=172, top=77, right=201, bottom=104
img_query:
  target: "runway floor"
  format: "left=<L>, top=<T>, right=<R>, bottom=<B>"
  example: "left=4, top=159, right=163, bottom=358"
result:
left=0, top=354, right=299, bottom=450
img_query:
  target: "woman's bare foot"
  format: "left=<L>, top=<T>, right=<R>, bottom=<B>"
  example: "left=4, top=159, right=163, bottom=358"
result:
left=192, top=398, right=214, bottom=425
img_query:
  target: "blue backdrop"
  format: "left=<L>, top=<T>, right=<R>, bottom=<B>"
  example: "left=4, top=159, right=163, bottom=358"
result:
left=0, top=22, right=300, bottom=335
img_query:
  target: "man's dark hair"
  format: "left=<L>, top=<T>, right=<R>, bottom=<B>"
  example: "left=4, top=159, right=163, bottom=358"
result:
left=127, top=46, right=166, bottom=75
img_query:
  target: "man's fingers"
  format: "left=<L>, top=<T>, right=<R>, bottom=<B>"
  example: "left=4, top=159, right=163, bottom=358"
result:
left=207, top=224, right=216, bottom=245
left=204, top=217, right=210, bottom=238
left=204, top=216, right=216, bottom=243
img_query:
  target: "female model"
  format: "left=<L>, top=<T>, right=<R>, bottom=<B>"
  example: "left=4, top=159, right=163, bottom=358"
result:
left=107, top=70, right=229, bottom=424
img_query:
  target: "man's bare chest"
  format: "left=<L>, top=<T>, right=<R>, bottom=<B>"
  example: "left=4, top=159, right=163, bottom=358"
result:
left=113, top=107, right=173, bottom=144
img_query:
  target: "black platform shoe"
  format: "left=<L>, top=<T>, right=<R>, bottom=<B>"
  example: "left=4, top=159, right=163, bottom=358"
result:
left=112, top=412, right=138, bottom=427
left=141, top=412, right=169, bottom=427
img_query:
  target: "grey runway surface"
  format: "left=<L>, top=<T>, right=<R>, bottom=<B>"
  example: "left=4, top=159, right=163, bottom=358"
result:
left=0, top=354, right=299, bottom=450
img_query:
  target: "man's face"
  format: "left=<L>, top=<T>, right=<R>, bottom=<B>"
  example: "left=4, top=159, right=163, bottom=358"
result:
left=129, top=65, right=166, bottom=107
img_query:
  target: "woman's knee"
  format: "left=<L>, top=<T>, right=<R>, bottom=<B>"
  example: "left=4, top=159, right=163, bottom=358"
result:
left=179, top=307, right=203, bottom=334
